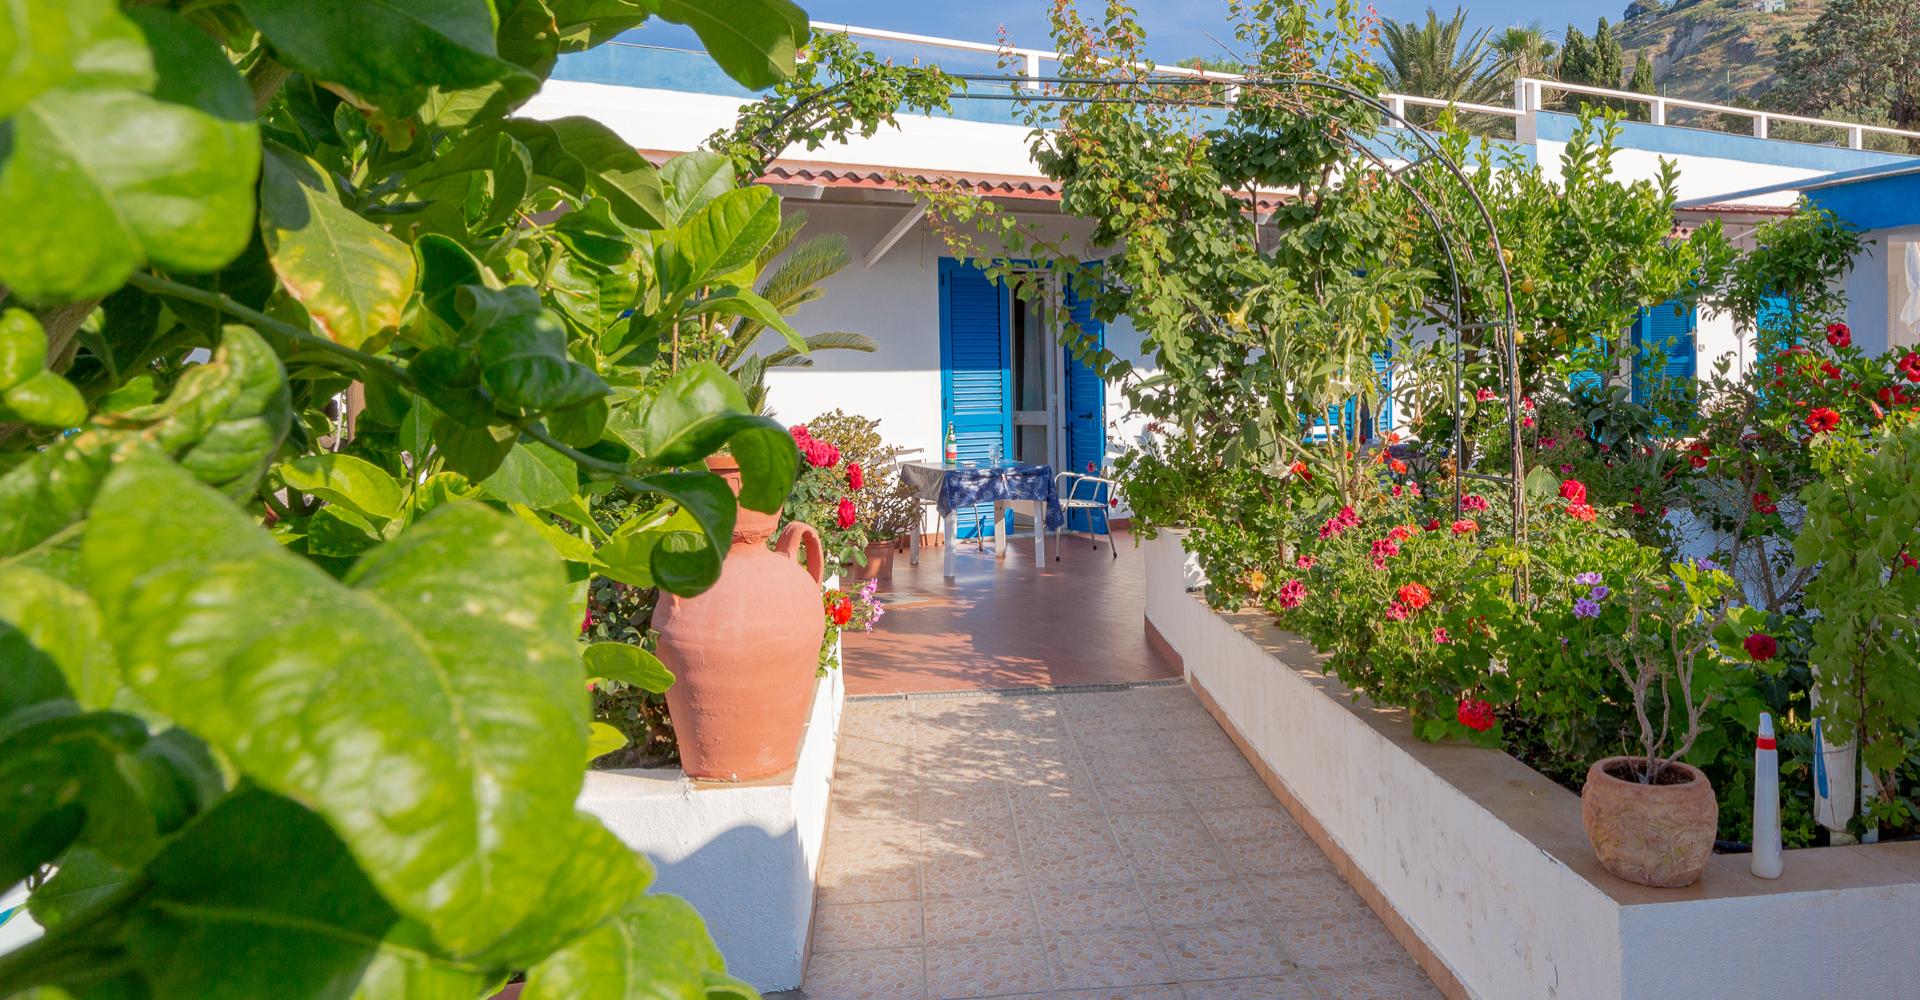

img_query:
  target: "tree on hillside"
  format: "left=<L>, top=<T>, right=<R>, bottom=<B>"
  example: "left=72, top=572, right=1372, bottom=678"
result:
left=1627, top=52, right=1658, bottom=118
left=1770, top=0, right=1920, bottom=139
left=1490, top=22, right=1558, bottom=85
left=1557, top=18, right=1631, bottom=114
left=1378, top=6, right=1508, bottom=122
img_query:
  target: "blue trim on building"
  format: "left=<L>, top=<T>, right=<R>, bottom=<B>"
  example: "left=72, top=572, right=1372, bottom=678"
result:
left=1534, top=111, right=1914, bottom=173
left=1809, top=171, right=1920, bottom=232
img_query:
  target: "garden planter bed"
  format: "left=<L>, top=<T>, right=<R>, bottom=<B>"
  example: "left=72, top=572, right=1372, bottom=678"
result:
left=1143, top=530, right=1920, bottom=1000
left=577, top=665, right=844, bottom=992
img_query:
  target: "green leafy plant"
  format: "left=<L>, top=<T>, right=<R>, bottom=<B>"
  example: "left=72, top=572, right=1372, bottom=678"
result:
left=0, top=0, right=826, bottom=995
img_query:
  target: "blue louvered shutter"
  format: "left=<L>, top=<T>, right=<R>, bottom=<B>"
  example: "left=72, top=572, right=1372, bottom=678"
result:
left=1756, top=294, right=1797, bottom=354
left=939, top=258, right=1012, bottom=539
left=1567, top=333, right=1611, bottom=396
left=1063, top=266, right=1108, bottom=532
left=1372, top=349, right=1393, bottom=439
left=1631, top=300, right=1697, bottom=401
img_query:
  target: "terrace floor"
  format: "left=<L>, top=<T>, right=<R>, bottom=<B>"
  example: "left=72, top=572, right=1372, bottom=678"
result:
left=840, top=529, right=1180, bottom=695
left=802, top=532, right=1442, bottom=999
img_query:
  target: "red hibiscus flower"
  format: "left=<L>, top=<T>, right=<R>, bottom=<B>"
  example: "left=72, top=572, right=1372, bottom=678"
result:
left=1821, top=362, right=1842, bottom=380
left=1457, top=698, right=1495, bottom=732
left=1751, top=491, right=1778, bottom=515
left=1276, top=578, right=1307, bottom=609
left=1805, top=408, right=1841, bottom=434
left=1451, top=518, right=1478, bottom=534
left=1566, top=503, right=1597, bottom=522
left=1826, top=322, right=1851, bottom=348
left=1743, top=632, right=1777, bottom=663
left=848, top=463, right=864, bottom=490
left=836, top=497, right=857, bottom=529
left=1558, top=479, right=1588, bottom=505
left=1396, top=583, right=1432, bottom=611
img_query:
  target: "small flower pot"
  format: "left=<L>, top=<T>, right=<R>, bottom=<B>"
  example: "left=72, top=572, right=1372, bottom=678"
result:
left=1580, top=756, right=1718, bottom=888
left=851, top=539, right=896, bottom=581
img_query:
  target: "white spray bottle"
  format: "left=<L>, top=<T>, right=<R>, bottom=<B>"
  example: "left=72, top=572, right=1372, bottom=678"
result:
left=1751, top=711, right=1783, bottom=879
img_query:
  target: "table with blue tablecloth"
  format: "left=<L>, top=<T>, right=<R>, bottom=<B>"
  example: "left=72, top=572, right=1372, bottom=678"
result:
left=899, top=461, right=1062, bottom=578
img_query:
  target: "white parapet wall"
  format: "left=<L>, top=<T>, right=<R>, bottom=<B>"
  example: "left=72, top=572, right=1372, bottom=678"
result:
left=578, top=664, right=845, bottom=992
left=1141, top=529, right=1920, bottom=1000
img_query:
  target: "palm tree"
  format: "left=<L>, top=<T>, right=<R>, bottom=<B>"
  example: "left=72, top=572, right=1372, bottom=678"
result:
left=721, top=211, right=878, bottom=414
left=1377, top=7, right=1508, bottom=123
left=1490, top=22, right=1558, bottom=85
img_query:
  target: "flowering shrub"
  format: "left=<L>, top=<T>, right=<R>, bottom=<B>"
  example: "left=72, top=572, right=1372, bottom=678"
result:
left=804, top=409, right=924, bottom=540
left=782, top=422, right=870, bottom=567
left=819, top=578, right=887, bottom=672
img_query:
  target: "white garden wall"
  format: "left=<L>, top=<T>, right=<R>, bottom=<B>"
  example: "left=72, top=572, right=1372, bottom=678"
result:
left=578, top=666, right=845, bottom=992
left=1142, top=529, right=1920, bottom=1000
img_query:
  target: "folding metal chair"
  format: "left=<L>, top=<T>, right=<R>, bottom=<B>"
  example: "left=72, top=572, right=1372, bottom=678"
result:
left=1053, top=471, right=1119, bottom=561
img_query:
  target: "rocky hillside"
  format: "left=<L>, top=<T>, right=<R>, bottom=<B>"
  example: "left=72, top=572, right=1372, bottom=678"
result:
left=1614, top=0, right=1822, bottom=106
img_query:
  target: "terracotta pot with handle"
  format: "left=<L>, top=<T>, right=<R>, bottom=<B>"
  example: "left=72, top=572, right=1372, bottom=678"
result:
left=1580, top=756, right=1718, bottom=888
left=655, top=455, right=825, bottom=781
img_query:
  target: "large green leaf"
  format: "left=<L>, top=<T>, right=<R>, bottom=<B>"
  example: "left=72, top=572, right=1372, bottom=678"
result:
left=81, top=454, right=600, bottom=958
left=469, top=286, right=610, bottom=416
left=278, top=453, right=405, bottom=523
left=675, top=186, right=780, bottom=286
left=259, top=144, right=417, bottom=350
left=628, top=471, right=733, bottom=595
left=521, top=893, right=745, bottom=1000
left=660, top=151, right=736, bottom=227
left=616, top=363, right=799, bottom=512
left=550, top=0, right=651, bottom=51
left=0, top=568, right=116, bottom=713
left=583, top=642, right=673, bottom=693
left=0, top=325, right=290, bottom=558
left=0, top=9, right=259, bottom=302
left=544, top=117, right=667, bottom=230
left=414, top=234, right=486, bottom=333
left=654, top=0, right=806, bottom=91
left=0, top=0, right=148, bottom=119
left=687, top=288, right=805, bottom=354
left=0, top=307, right=48, bottom=389
left=480, top=442, right=579, bottom=510
left=237, top=0, right=534, bottom=103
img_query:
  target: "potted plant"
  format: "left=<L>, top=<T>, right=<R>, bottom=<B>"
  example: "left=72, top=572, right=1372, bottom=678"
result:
left=1579, top=558, right=1737, bottom=888
left=790, top=409, right=921, bottom=579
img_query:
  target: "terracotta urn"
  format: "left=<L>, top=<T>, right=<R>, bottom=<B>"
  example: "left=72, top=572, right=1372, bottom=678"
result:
left=1580, top=756, right=1718, bottom=888
left=655, top=455, right=825, bottom=781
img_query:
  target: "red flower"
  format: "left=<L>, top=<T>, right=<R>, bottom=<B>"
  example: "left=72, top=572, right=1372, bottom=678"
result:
left=825, top=443, right=842, bottom=466
left=1288, top=460, right=1312, bottom=482
left=1370, top=538, right=1401, bottom=561
left=1631, top=502, right=1648, bottom=515
left=1826, top=322, right=1851, bottom=348
left=804, top=439, right=835, bottom=467
left=1108, top=497, right=1118, bottom=507
left=789, top=423, right=810, bottom=442
left=1688, top=454, right=1708, bottom=470
left=1821, top=362, right=1842, bottom=380
left=1751, top=491, right=1778, bottom=515
left=1389, top=525, right=1414, bottom=541
left=1296, top=554, right=1316, bottom=569
left=1898, top=551, right=1919, bottom=572
left=1396, top=582, right=1432, bottom=611
left=830, top=598, right=854, bottom=626
left=1558, top=478, right=1587, bottom=505
left=1805, top=408, right=1841, bottom=434
left=1457, top=698, right=1495, bottom=732
left=1432, top=627, right=1452, bottom=645
left=1566, top=503, right=1597, bottom=522
left=580, top=609, right=594, bottom=634
left=1389, top=459, right=1408, bottom=475
left=1743, top=632, right=1778, bottom=663
left=1451, top=518, right=1478, bottom=534
left=1424, top=518, right=1443, bottom=531
left=1384, top=602, right=1410, bottom=621
left=1475, top=387, right=1496, bottom=402
left=1087, top=460, right=1097, bottom=473
left=1459, top=494, right=1488, bottom=512
left=848, top=463, right=864, bottom=490
left=1276, top=578, right=1307, bottom=609
left=836, top=497, right=857, bottom=529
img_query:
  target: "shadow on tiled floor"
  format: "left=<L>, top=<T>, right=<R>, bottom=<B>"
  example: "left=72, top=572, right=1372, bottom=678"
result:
left=800, top=686, right=1442, bottom=1000
left=840, top=529, right=1179, bottom=696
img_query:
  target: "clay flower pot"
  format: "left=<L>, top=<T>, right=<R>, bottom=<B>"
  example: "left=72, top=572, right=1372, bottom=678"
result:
left=1581, top=756, right=1718, bottom=888
left=852, top=539, right=896, bottom=582
left=655, top=455, right=825, bottom=781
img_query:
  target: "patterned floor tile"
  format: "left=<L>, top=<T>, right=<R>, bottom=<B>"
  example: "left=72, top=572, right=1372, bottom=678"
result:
left=1031, top=885, right=1154, bottom=932
left=922, top=854, right=1028, bottom=898
left=1246, top=870, right=1368, bottom=921
left=1047, top=929, right=1176, bottom=990
left=1095, top=780, right=1193, bottom=815
left=812, top=900, right=924, bottom=952
left=1137, top=880, right=1271, bottom=927
left=1181, top=772, right=1280, bottom=810
left=924, top=941, right=1054, bottom=999
left=1272, top=913, right=1404, bottom=970
left=1283, top=962, right=1445, bottom=999
left=1198, top=806, right=1310, bottom=845
left=923, top=891, right=1038, bottom=945
left=1217, top=834, right=1333, bottom=878
left=1158, top=920, right=1294, bottom=981
left=801, top=946, right=926, bottom=1000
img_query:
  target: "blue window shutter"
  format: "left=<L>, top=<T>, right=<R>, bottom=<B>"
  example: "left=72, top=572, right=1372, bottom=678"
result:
left=1757, top=293, right=1797, bottom=354
left=1568, top=332, right=1610, bottom=396
left=939, top=258, right=1011, bottom=539
left=1063, top=264, right=1108, bottom=532
left=1631, top=300, right=1697, bottom=408
left=1372, top=349, right=1393, bottom=438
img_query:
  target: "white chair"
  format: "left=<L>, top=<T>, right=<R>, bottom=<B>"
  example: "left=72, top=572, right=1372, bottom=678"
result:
left=1053, top=471, right=1119, bottom=561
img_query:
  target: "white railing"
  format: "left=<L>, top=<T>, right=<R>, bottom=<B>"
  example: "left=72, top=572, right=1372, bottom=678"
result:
left=808, top=21, right=1918, bottom=150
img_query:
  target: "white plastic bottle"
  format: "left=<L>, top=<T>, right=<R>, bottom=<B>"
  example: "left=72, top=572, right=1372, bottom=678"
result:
left=1751, top=712, right=1783, bottom=879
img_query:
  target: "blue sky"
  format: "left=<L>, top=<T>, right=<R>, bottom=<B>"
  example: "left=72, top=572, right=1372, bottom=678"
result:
left=635, top=2, right=1617, bottom=66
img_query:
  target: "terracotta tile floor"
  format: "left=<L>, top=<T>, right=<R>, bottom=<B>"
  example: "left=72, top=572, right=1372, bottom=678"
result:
left=800, top=687, right=1443, bottom=1000
left=841, top=529, right=1179, bottom=695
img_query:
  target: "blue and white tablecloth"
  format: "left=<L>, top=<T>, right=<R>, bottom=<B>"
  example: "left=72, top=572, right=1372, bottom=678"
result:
left=900, top=462, right=1065, bottom=531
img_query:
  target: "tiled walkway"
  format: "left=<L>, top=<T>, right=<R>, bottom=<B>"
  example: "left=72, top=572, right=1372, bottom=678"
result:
left=840, top=530, right=1180, bottom=695
left=802, top=685, right=1442, bottom=1000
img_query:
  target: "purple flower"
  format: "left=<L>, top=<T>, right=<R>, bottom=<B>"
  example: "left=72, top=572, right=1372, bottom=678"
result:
left=1589, top=585, right=1611, bottom=601
left=1695, top=558, right=1721, bottom=572
left=1574, top=572, right=1603, bottom=586
left=1573, top=597, right=1601, bottom=619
